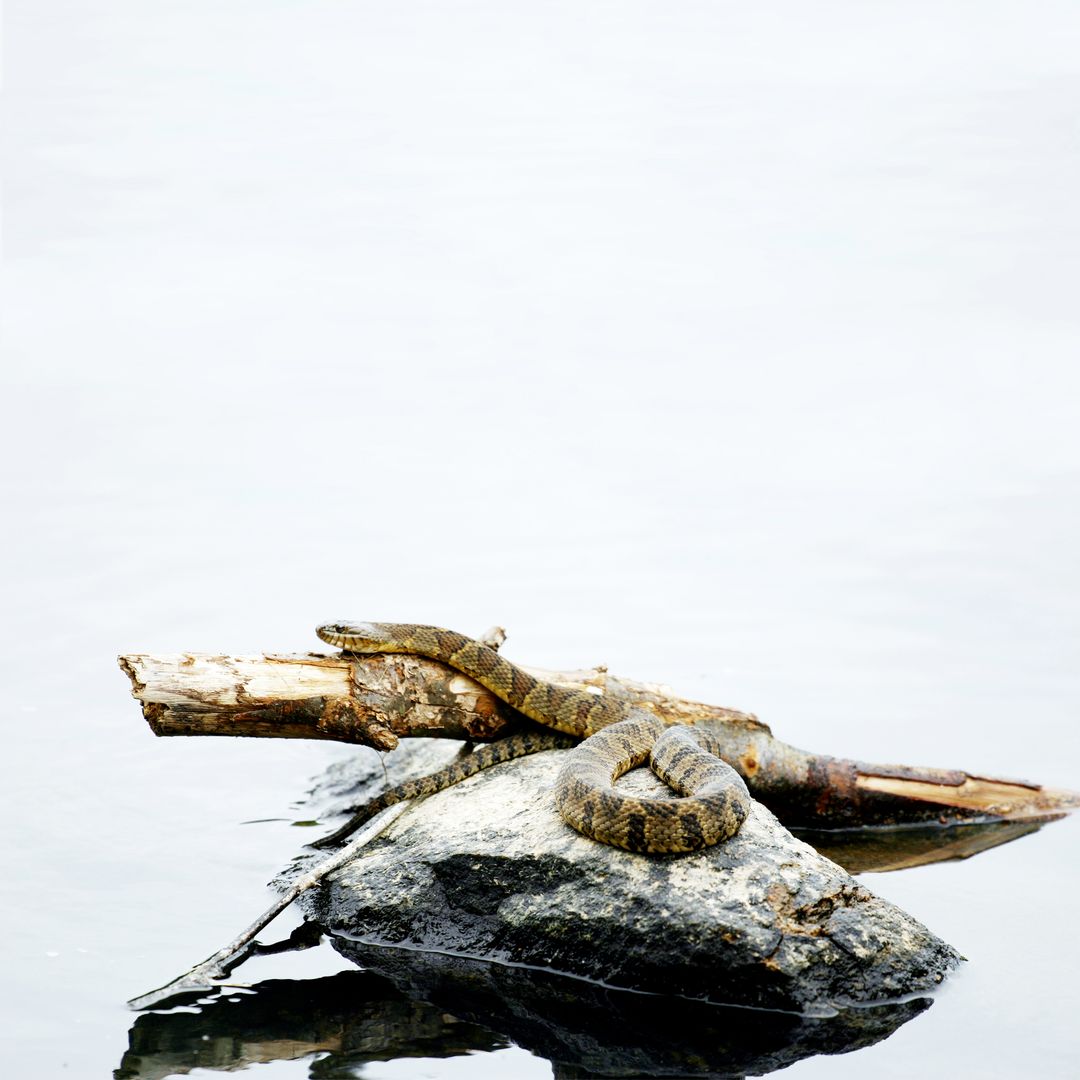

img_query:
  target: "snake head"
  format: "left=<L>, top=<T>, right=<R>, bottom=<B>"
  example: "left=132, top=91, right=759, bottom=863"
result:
left=316, top=621, right=383, bottom=648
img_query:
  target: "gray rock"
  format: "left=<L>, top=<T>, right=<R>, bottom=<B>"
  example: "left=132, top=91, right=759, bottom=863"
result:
left=292, top=740, right=960, bottom=1014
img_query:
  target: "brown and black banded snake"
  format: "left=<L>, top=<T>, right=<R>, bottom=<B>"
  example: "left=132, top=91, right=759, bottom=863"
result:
left=314, top=621, right=751, bottom=854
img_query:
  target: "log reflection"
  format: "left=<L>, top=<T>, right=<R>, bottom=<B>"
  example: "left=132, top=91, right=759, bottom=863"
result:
left=797, top=816, right=1057, bottom=874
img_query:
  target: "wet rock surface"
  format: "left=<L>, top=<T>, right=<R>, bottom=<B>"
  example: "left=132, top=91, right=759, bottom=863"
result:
left=290, top=740, right=960, bottom=1014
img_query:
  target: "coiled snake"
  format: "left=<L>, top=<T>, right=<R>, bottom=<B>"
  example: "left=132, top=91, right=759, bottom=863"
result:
left=315, top=622, right=751, bottom=854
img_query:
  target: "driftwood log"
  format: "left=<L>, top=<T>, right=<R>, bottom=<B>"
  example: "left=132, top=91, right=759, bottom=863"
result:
left=118, top=644, right=1080, bottom=832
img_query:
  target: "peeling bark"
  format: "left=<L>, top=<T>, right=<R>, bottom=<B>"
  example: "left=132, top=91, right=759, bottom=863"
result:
left=118, top=651, right=519, bottom=750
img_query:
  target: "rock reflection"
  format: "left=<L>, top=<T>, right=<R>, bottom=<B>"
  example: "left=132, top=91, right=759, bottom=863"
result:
left=117, top=935, right=934, bottom=1079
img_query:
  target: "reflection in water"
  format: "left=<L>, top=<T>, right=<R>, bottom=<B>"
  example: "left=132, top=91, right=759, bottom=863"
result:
left=117, top=936, right=933, bottom=1079
left=798, top=817, right=1058, bottom=874
left=116, top=969, right=505, bottom=1080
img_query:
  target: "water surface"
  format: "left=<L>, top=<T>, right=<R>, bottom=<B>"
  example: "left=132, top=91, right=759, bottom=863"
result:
left=3, top=2, right=1079, bottom=1077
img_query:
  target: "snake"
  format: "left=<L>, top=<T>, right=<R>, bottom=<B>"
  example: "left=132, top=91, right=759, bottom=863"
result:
left=314, top=622, right=751, bottom=854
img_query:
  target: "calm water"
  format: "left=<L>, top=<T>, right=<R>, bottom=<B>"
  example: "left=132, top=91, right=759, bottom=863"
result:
left=3, top=2, right=1079, bottom=1077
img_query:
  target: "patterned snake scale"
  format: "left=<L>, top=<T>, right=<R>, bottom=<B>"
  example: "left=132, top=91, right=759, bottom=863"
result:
left=314, top=622, right=751, bottom=854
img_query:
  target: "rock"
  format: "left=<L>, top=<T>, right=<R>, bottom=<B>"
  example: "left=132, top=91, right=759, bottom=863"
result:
left=291, top=740, right=960, bottom=1014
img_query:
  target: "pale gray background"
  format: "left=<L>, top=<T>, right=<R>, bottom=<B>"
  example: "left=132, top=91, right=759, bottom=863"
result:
left=2, top=2, right=1079, bottom=1077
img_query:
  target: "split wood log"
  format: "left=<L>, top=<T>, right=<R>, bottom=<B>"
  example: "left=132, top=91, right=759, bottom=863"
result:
left=118, top=646, right=1080, bottom=831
